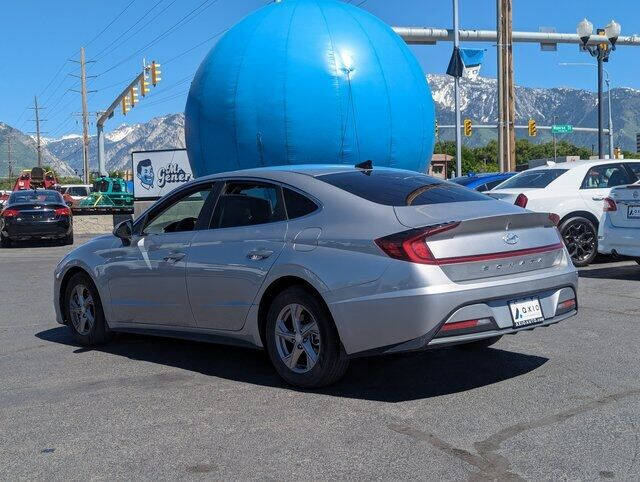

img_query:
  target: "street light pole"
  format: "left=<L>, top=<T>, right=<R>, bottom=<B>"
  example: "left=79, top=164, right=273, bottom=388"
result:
left=577, top=18, right=621, bottom=159
left=558, top=62, right=614, bottom=159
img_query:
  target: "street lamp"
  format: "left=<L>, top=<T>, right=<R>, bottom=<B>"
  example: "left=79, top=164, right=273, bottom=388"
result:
left=577, top=18, right=621, bottom=159
left=558, top=62, right=614, bottom=159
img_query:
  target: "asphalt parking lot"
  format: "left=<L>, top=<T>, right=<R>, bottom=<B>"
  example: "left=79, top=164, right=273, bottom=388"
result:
left=1, top=236, right=639, bottom=480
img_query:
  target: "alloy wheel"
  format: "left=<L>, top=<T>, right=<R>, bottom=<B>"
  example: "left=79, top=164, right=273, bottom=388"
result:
left=69, top=284, right=96, bottom=335
left=274, top=303, right=321, bottom=374
left=562, top=221, right=596, bottom=263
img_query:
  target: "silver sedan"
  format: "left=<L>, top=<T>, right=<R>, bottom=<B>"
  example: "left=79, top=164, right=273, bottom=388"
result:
left=54, top=165, right=578, bottom=388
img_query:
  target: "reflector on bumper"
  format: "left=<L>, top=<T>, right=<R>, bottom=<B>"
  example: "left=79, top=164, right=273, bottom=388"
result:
left=435, top=317, right=497, bottom=337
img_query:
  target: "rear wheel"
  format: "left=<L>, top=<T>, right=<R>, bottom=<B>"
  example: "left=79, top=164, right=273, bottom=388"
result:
left=265, top=287, right=349, bottom=388
left=0, top=234, right=11, bottom=248
left=459, top=335, right=502, bottom=350
left=64, top=272, right=112, bottom=346
left=559, top=216, right=597, bottom=267
left=61, top=232, right=74, bottom=246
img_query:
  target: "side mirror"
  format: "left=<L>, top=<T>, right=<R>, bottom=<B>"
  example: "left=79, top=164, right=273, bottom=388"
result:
left=113, top=219, right=133, bottom=245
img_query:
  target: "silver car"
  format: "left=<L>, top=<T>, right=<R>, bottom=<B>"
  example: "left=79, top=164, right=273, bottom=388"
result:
left=54, top=165, right=578, bottom=388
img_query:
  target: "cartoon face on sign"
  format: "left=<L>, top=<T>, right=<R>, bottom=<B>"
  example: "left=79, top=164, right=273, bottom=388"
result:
left=136, top=158, right=154, bottom=190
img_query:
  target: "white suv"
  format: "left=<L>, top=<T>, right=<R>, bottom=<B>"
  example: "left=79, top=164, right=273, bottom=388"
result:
left=490, top=159, right=640, bottom=266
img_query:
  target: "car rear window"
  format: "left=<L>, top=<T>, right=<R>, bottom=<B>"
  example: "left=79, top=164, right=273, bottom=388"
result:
left=316, top=170, right=490, bottom=206
left=9, top=191, right=63, bottom=204
left=496, top=169, right=567, bottom=189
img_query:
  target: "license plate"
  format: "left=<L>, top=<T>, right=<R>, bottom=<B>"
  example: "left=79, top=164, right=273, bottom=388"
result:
left=628, top=205, right=640, bottom=219
left=509, top=297, right=544, bottom=327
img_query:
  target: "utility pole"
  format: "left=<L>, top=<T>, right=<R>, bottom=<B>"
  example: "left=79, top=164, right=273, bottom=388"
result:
left=497, top=0, right=515, bottom=172
left=7, top=134, right=13, bottom=179
left=553, top=114, right=558, bottom=161
left=32, top=96, right=43, bottom=167
left=80, top=47, right=90, bottom=184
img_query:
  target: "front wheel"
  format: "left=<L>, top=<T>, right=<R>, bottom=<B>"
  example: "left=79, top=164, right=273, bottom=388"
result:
left=559, top=216, right=598, bottom=267
left=265, top=287, right=349, bottom=389
left=64, top=272, right=112, bottom=346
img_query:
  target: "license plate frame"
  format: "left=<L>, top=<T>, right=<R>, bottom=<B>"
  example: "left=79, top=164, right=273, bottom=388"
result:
left=509, top=297, right=544, bottom=328
left=627, top=205, right=640, bottom=219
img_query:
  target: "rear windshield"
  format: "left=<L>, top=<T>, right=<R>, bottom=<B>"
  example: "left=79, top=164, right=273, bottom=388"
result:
left=496, top=169, right=567, bottom=189
left=9, top=191, right=63, bottom=204
left=317, top=170, right=491, bottom=206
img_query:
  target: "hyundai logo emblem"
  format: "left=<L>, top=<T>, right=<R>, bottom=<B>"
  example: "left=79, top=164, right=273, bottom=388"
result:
left=503, top=233, right=520, bottom=245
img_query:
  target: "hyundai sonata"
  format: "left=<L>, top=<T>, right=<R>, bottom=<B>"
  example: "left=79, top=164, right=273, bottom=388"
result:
left=54, top=165, right=578, bottom=388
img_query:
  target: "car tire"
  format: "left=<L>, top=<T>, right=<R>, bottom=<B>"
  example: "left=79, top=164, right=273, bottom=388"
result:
left=265, top=286, right=349, bottom=389
left=559, top=216, right=598, bottom=267
left=459, top=335, right=503, bottom=350
left=64, top=272, right=112, bottom=346
left=0, top=235, right=11, bottom=248
left=62, top=232, right=74, bottom=246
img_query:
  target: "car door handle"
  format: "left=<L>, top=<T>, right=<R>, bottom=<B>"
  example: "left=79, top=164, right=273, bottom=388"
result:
left=592, top=196, right=605, bottom=201
left=247, top=249, right=274, bottom=261
left=163, top=252, right=186, bottom=263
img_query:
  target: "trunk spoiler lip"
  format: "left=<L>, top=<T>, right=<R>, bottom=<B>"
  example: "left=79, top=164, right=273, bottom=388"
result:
left=434, top=242, right=564, bottom=265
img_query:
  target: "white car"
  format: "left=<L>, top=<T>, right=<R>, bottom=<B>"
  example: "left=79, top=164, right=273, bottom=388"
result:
left=598, top=182, right=640, bottom=263
left=58, top=184, right=92, bottom=202
left=490, top=159, right=640, bottom=266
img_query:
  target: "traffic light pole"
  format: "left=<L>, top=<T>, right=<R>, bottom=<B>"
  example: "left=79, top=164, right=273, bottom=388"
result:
left=452, top=0, right=462, bottom=177
left=96, top=66, right=152, bottom=176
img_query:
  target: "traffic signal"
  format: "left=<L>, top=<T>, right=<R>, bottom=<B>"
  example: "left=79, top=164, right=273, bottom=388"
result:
left=151, top=61, right=161, bottom=86
left=122, top=96, right=131, bottom=115
left=614, top=147, right=621, bottom=159
left=435, top=119, right=439, bottom=137
left=528, top=119, right=537, bottom=137
left=140, top=74, right=150, bottom=97
left=129, top=86, right=139, bottom=107
left=463, top=119, right=472, bottom=137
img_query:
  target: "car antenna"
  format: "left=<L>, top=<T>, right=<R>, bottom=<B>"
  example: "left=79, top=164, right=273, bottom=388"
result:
left=355, top=160, right=373, bottom=171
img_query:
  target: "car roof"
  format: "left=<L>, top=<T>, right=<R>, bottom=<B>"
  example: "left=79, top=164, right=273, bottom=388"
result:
left=197, top=164, right=426, bottom=181
left=526, top=159, right=640, bottom=172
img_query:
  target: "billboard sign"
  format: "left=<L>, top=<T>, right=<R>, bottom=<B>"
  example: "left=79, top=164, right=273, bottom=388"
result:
left=131, top=149, right=193, bottom=200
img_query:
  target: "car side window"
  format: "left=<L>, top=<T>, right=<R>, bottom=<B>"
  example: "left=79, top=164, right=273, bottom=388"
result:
left=283, top=188, right=318, bottom=219
left=581, top=164, right=632, bottom=189
left=143, top=186, right=213, bottom=235
left=476, top=183, right=489, bottom=192
left=484, top=179, right=504, bottom=191
left=210, top=181, right=285, bottom=229
left=624, top=163, right=640, bottom=181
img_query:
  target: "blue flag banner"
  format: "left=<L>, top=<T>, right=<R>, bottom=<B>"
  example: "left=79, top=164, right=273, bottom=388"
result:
left=460, top=48, right=485, bottom=79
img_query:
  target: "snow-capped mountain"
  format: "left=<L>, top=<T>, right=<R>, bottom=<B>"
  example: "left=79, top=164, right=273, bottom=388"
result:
left=5, top=75, right=640, bottom=177
left=427, top=74, right=640, bottom=150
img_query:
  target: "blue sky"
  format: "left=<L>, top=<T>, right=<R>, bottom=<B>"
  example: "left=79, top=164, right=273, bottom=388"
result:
left=2, top=0, right=639, bottom=138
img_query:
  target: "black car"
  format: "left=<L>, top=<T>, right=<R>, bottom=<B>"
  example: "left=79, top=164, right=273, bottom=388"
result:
left=0, top=190, right=73, bottom=247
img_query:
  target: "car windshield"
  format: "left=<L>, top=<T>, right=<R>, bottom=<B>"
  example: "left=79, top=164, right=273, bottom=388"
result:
left=9, top=190, right=63, bottom=204
left=317, top=170, right=491, bottom=206
left=495, top=169, right=567, bottom=189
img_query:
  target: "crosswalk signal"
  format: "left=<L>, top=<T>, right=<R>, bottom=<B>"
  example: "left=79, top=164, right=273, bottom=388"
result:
left=463, top=119, right=472, bottom=137
left=528, top=119, right=537, bottom=137
left=122, top=96, right=131, bottom=115
left=140, top=74, right=150, bottom=97
left=151, top=61, right=161, bottom=86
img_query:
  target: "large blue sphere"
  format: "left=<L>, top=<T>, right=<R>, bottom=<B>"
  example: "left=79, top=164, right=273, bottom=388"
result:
left=185, top=0, right=435, bottom=177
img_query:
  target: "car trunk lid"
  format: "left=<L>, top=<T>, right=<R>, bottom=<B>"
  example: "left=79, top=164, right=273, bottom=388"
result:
left=607, top=184, right=640, bottom=228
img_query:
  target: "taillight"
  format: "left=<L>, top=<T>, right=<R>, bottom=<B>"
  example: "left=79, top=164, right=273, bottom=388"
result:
left=603, top=197, right=617, bottom=212
left=2, top=209, right=19, bottom=218
left=548, top=213, right=560, bottom=226
left=54, top=207, right=71, bottom=217
left=514, top=193, right=528, bottom=208
left=374, top=222, right=461, bottom=264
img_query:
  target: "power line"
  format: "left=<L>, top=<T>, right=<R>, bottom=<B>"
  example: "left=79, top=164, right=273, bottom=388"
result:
left=98, top=0, right=220, bottom=76
left=164, top=27, right=228, bottom=65
left=93, top=0, right=168, bottom=61
left=85, top=0, right=138, bottom=48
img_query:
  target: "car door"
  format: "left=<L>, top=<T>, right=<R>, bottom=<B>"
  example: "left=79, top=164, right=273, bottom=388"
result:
left=186, top=180, right=288, bottom=331
left=105, top=182, right=217, bottom=326
left=579, top=163, right=634, bottom=220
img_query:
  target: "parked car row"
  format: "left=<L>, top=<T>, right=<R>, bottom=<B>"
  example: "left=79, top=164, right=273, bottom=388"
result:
left=456, top=160, right=640, bottom=267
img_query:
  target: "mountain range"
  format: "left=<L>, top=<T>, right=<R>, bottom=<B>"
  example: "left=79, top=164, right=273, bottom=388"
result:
left=2, top=74, right=639, bottom=177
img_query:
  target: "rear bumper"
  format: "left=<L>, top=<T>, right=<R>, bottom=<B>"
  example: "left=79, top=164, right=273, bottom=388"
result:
left=328, top=261, right=578, bottom=356
left=598, top=217, right=640, bottom=257
left=2, top=219, right=71, bottom=240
